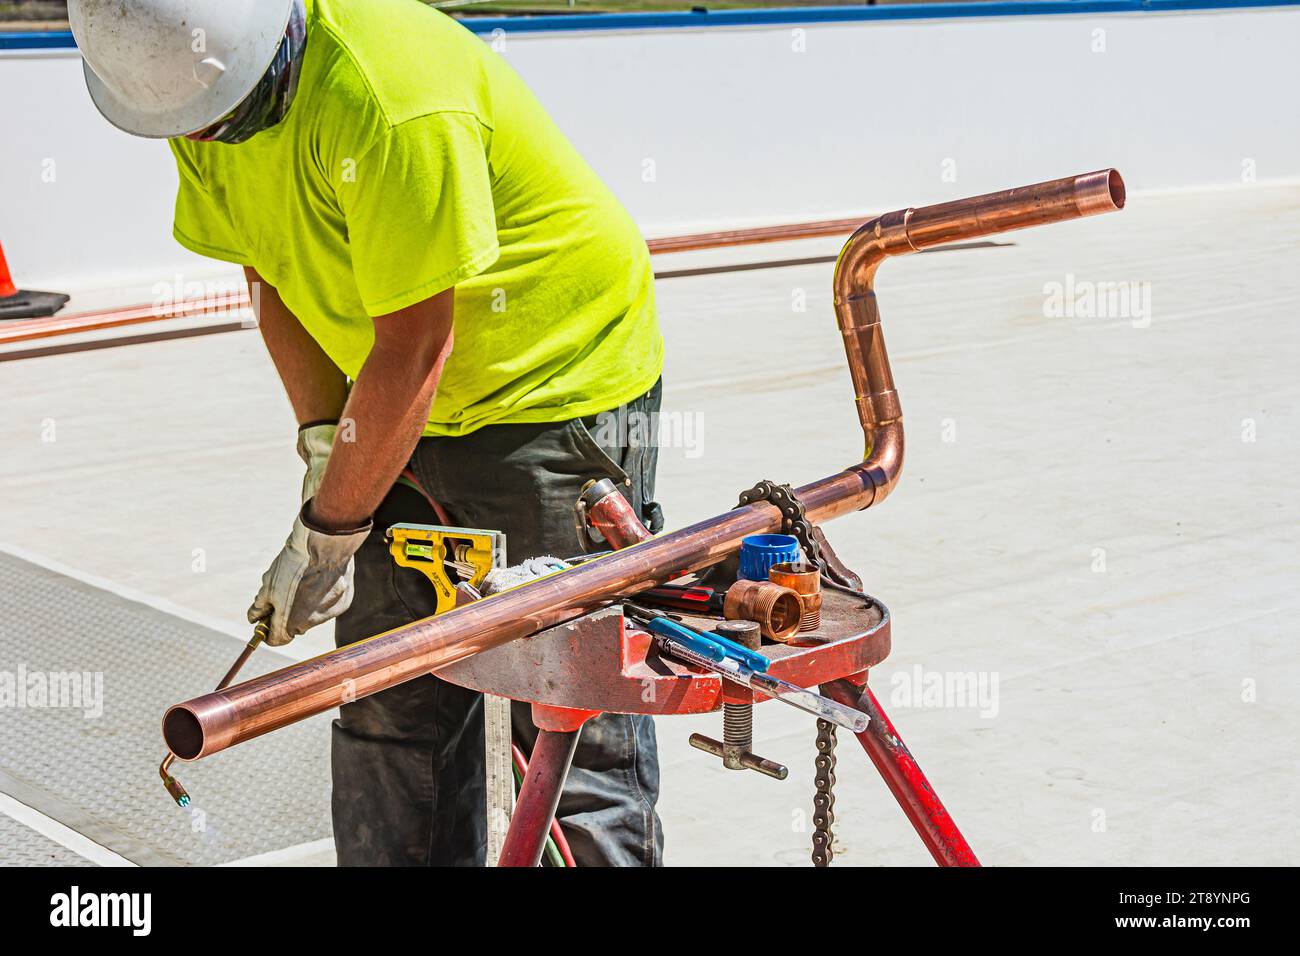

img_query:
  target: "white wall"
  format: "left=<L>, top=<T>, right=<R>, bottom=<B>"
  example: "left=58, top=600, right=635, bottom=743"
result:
left=2, top=7, right=1298, bottom=293
left=1, top=50, right=212, bottom=293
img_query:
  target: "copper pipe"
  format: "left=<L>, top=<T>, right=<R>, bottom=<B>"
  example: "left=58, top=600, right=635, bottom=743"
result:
left=5, top=219, right=854, bottom=348
left=0, top=290, right=253, bottom=347
left=645, top=216, right=864, bottom=255
left=163, top=170, right=1124, bottom=761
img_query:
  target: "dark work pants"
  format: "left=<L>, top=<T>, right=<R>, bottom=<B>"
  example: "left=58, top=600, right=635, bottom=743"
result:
left=331, top=379, right=665, bottom=866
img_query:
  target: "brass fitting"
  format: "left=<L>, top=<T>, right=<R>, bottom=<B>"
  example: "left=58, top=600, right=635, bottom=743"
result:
left=723, top=579, right=803, bottom=642
left=768, top=561, right=823, bottom=632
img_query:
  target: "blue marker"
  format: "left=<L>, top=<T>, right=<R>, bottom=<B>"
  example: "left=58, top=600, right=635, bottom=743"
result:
left=633, top=612, right=770, bottom=673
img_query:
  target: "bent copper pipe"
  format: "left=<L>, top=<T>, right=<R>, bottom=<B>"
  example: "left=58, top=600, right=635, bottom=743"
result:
left=163, top=169, right=1125, bottom=760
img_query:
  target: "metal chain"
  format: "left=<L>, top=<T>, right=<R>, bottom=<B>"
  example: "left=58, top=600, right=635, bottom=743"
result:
left=735, top=480, right=828, bottom=573
left=812, top=718, right=838, bottom=867
left=735, top=480, right=839, bottom=866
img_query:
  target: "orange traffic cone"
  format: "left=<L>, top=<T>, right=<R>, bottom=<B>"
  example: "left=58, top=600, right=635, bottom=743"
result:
left=0, top=239, right=68, bottom=321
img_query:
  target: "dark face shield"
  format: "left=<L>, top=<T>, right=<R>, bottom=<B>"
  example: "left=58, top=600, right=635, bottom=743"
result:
left=186, top=0, right=307, bottom=145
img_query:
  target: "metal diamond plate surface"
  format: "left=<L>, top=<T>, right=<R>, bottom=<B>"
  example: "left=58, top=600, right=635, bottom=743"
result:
left=0, top=812, right=94, bottom=866
left=0, top=552, right=333, bottom=866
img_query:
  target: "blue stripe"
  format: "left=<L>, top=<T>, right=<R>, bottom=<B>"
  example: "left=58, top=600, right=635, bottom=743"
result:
left=1, top=30, right=75, bottom=49
left=3, top=0, right=1297, bottom=49
left=458, top=1, right=1300, bottom=34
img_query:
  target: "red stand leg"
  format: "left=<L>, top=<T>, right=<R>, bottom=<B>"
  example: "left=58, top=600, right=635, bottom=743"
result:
left=497, top=728, right=582, bottom=867
left=823, top=679, right=980, bottom=867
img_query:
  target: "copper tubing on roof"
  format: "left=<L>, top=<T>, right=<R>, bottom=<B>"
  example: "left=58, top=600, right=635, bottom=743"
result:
left=3, top=220, right=852, bottom=349
left=645, top=217, right=865, bottom=255
left=162, top=169, right=1124, bottom=761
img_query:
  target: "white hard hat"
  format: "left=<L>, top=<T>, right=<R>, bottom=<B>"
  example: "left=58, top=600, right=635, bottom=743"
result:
left=69, top=0, right=296, bottom=138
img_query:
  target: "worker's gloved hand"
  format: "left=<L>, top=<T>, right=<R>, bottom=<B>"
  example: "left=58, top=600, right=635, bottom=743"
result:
left=297, top=421, right=337, bottom=504
left=247, top=502, right=371, bottom=646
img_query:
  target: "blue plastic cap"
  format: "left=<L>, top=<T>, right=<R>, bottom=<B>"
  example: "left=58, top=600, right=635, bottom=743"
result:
left=738, top=534, right=801, bottom=582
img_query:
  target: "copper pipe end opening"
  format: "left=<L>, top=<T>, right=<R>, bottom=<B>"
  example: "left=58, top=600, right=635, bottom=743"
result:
left=723, top=579, right=803, bottom=642
left=1107, top=169, right=1126, bottom=209
left=163, top=706, right=205, bottom=761
left=1075, top=169, right=1126, bottom=216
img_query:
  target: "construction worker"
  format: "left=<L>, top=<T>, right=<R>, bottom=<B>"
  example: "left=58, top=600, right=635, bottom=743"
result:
left=69, top=0, right=665, bottom=866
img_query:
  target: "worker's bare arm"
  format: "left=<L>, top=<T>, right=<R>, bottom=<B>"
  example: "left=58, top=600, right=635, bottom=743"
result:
left=307, top=288, right=456, bottom=531
left=244, top=266, right=349, bottom=424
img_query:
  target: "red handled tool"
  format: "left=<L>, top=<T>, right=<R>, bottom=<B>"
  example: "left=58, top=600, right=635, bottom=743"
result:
left=638, top=583, right=725, bottom=615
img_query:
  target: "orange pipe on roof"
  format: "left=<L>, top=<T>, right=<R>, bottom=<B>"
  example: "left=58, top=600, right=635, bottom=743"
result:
left=0, top=217, right=869, bottom=346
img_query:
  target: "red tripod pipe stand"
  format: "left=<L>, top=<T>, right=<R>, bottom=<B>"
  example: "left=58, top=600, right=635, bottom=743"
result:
left=435, top=580, right=978, bottom=867
left=822, top=680, right=979, bottom=867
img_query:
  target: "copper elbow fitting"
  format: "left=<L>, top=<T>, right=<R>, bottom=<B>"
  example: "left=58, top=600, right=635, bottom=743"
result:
left=723, top=579, right=803, bottom=643
left=768, top=561, right=822, bottom=632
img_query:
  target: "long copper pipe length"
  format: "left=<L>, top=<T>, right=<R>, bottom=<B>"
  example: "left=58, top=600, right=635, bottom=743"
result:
left=163, top=169, right=1125, bottom=760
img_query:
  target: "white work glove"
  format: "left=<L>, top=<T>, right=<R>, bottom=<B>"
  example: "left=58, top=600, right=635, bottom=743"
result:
left=297, top=421, right=337, bottom=504
left=481, top=556, right=570, bottom=596
left=247, top=502, right=371, bottom=646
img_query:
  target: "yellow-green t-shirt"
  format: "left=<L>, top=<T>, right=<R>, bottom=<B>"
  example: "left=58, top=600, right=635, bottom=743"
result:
left=169, top=0, right=662, bottom=437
